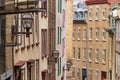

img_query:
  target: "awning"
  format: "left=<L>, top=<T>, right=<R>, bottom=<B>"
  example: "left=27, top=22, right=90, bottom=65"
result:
left=27, top=59, right=35, bottom=63
left=14, top=60, right=26, bottom=67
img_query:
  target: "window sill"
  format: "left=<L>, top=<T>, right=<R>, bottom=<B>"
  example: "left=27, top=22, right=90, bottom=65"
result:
left=89, top=19, right=92, bottom=21
left=96, top=39, right=99, bottom=41
left=73, top=39, right=75, bottom=41
left=95, top=18, right=99, bottom=21
left=72, top=78, right=75, bottom=80
left=89, top=60, right=92, bottom=63
left=89, top=39, right=92, bottom=41
left=102, top=39, right=106, bottom=42
left=72, top=58, right=75, bottom=60
left=77, top=38, right=80, bottom=41
left=83, top=60, right=86, bottom=62
left=95, top=61, right=99, bottom=64
left=102, top=18, right=106, bottom=21
left=83, top=39, right=86, bottom=41
left=77, top=59, right=80, bottom=61
left=102, top=62, right=106, bottom=65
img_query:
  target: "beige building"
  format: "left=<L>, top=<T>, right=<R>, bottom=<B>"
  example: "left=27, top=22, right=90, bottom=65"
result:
left=72, top=0, right=114, bottom=80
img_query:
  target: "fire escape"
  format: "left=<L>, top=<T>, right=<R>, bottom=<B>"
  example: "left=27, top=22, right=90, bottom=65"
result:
left=0, top=0, right=46, bottom=75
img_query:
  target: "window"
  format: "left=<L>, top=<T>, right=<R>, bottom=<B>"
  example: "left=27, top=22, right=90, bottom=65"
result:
left=96, top=28, right=99, bottom=40
left=35, top=13, right=39, bottom=43
left=72, top=29, right=75, bottom=40
left=96, top=70, right=99, bottom=80
left=103, top=7, right=107, bottom=19
left=102, top=49, right=106, bottom=63
left=41, top=1, right=47, bottom=17
left=78, top=47, right=80, bottom=59
left=89, top=28, right=92, bottom=40
left=58, top=27, right=62, bottom=44
left=83, top=28, right=86, bottom=40
left=73, top=47, right=75, bottom=59
left=89, top=7, right=92, bottom=20
left=95, top=49, right=99, bottom=62
left=101, top=71, right=107, bottom=79
left=78, top=68, right=80, bottom=80
left=96, top=7, right=99, bottom=20
left=72, top=66, right=75, bottom=78
left=89, top=69, right=92, bottom=80
left=89, top=48, right=92, bottom=61
left=41, top=29, right=47, bottom=57
left=78, top=28, right=80, bottom=40
left=103, top=28, right=106, bottom=40
left=83, top=48, right=86, bottom=61
left=36, top=60, right=39, bottom=80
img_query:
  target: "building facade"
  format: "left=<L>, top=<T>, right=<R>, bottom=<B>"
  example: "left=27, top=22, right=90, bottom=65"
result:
left=72, top=1, right=87, bottom=80
left=86, top=0, right=111, bottom=80
left=56, top=0, right=73, bottom=80
left=12, top=0, right=48, bottom=80
left=72, top=0, right=113, bottom=80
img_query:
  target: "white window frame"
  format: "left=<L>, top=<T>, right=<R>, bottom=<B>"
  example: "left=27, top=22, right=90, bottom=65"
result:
left=72, top=66, right=75, bottom=79
left=102, top=49, right=106, bottom=63
left=83, top=28, right=86, bottom=40
left=89, top=28, right=92, bottom=40
left=83, top=48, right=86, bottom=61
left=72, top=47, right=75, bottom=59
left=89, top=48, right=92, bottom=62
left=77, top=68, right=80, bottom=80
left=89, top=6, right=93, bottom=20
left=72, top=29, right=75, bottom=40
left=102, top=28, right=106, bottom=41
left=103, top=6, right=107, bottom=20
left=89, top=69, right=92, bottom=80
left=96, top=28, right=99, bottom=40
left=95, top=49, right=99, bottom=62
left=96, top=70, right=99, bottom=80
left=78, top=27, right=80, bottom=40
left=96, top=6, right=99, bottom=20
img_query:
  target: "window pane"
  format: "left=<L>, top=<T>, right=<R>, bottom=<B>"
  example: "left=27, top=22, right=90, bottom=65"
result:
left=78, top=48, right=80, bottom=59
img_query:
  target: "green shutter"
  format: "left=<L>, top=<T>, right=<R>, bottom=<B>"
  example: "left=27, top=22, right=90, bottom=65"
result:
left=58, top=0, right=59, bottom=12
left=60, top=57, right=61, bottom=74
left=60, top=27, right=62, bottom=44
left=58, top=58, right=59, bottom=76
left=60, top=0, right=62, bottom=13
left=57, top=27, right=59, bottom=44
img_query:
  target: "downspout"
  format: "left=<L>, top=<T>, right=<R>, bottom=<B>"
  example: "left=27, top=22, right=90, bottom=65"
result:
left=109, top=11, right=113, bottom=80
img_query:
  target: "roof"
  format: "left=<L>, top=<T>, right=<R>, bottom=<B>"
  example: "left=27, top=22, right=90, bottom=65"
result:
left=86, top=0, right=110, bottom=5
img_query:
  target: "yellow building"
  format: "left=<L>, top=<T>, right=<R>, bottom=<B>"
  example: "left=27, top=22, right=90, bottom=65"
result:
left=72, top=0, right=113, bottom=80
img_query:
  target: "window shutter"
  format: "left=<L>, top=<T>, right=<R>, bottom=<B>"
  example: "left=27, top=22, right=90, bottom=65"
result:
left=60, top=0, right=62, bottom=13
left=58, top=27, right=59, bottom=44
left=58, top=58, right=59, bottom=76
left=58, top=0, right=59, bottom=12
left=60, top=27, right=62, bottom=44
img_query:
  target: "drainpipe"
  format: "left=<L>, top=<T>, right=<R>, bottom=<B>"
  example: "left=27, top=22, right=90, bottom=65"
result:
left=109, top=11, right=113, bottom=80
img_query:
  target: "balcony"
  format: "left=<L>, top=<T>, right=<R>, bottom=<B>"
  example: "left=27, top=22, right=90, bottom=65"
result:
left=73, top=12, right=87, bottom=23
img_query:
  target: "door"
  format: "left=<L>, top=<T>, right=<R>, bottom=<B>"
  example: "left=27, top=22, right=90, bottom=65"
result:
left=82, top=69, right=87, bottom=80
